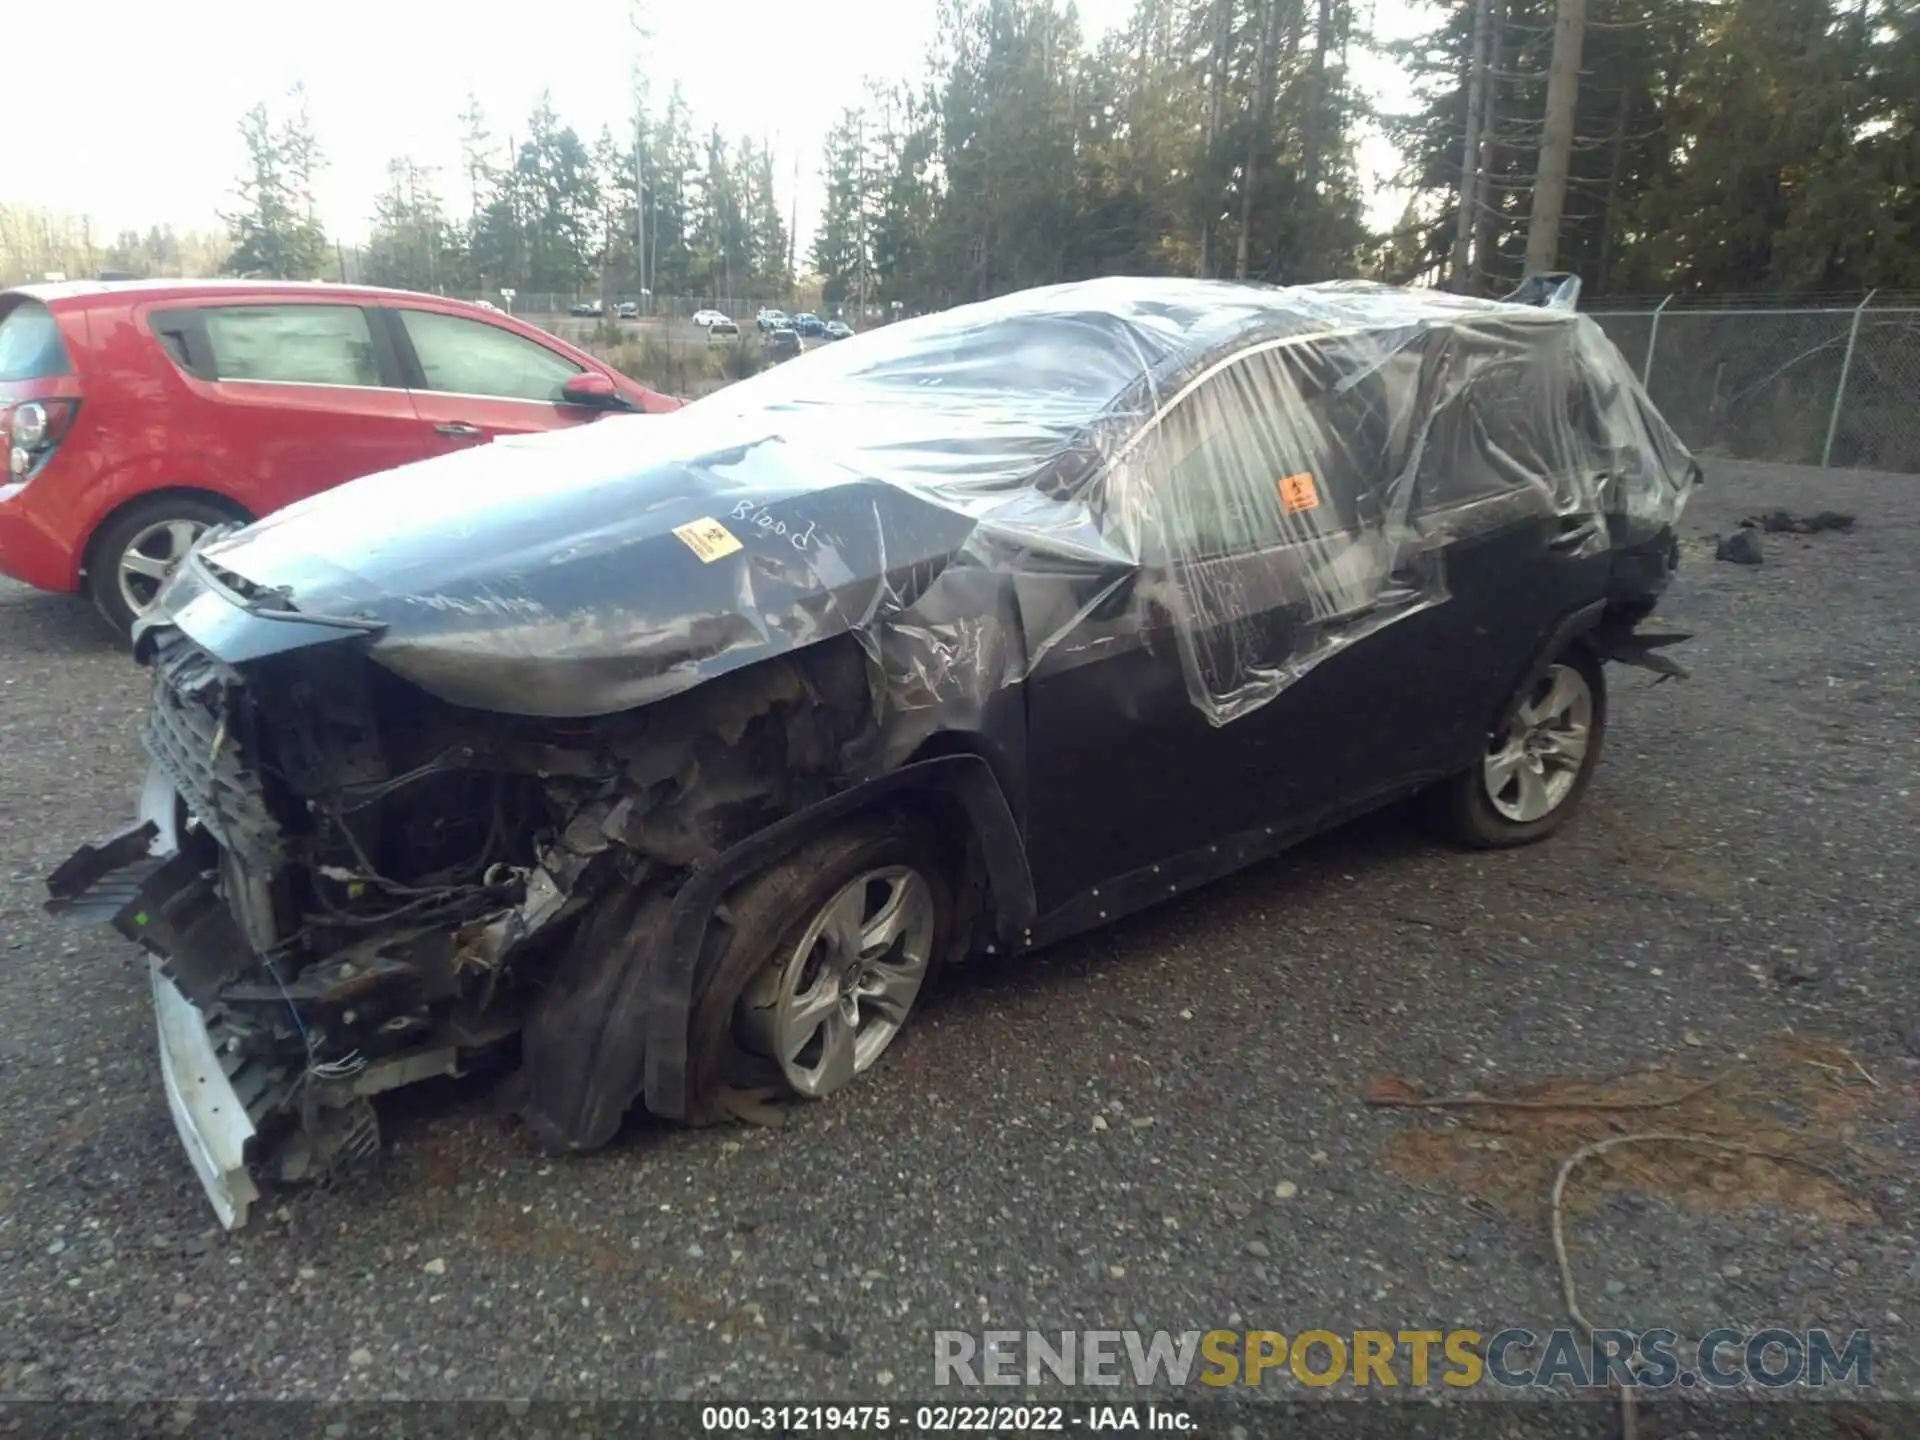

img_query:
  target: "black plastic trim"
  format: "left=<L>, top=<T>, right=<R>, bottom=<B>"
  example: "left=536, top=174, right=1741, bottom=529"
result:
left=1494, top=597, right=1609, bottom=736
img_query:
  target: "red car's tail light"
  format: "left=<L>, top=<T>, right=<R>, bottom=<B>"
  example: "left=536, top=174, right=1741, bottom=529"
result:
left=7, top=397, right=79, bottom=478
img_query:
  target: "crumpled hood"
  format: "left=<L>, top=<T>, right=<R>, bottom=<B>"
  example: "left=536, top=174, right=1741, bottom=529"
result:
left=160, top=408, right=1001, bottom=717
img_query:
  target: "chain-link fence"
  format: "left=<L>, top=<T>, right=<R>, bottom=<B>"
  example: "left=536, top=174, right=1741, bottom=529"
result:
left=458, top=288, right=1920, bottom=473
left=464, top=293, right=909, bottom=324
left=1587, top=294, right=1920, bottom=475
left=484, top=294, right=781, bottom=318
left=466, top=293, right=877, bottom=321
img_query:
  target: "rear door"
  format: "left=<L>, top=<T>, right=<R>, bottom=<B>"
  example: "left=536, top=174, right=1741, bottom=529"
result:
left=1392, top=331, right=1616, bottom=758
left=155, top=301, right=426, bottom=506
left=1020, top=342, right=1413, bottom=910
left=383, top=306, right=598, bottom=455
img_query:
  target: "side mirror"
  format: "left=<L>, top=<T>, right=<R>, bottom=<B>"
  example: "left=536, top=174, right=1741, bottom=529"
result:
left=562, top=372, right=634, bottom=411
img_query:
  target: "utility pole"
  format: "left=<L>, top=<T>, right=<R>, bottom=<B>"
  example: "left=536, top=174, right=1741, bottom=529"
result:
left=1524, top=0, right=1587, bottom=276
left=1201, top=0, right=1230, bottom=276
left=634, top=108, right=647, bottom=313
left=1473, top=0, right=1505, bottom=291
left=1451, top=0, right=1493, bottom=291
left=630, top=2, right=652, bottom=313
left=854, top=108, right=867, bottom=322
left=788, top=145, right=799, bottom=300
left=1236, top=0, right=1281, bottom=281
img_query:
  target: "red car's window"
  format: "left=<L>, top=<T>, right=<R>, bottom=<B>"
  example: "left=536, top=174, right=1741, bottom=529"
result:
left=0, top=300, right=72, bottom=381
left=201, top=305, right=383, bottom=387
left=395, top=309, right=581, bottom=402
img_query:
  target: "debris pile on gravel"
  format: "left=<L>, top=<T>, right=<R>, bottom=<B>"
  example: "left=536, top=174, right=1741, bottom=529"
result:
left=1743, top=508, right=1858, bottom=535
left=1716, top=505, right=1860, bottom=563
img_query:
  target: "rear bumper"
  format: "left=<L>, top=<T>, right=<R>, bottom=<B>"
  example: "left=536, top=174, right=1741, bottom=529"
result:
left=150, top=959, right=260, bottom=1228
left=1605, top=516, right=1682, bottom=609
left=0, top=482, right=81, bottom=592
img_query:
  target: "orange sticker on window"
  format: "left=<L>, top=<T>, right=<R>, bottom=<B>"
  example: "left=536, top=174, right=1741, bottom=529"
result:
left=1279, top=472, right=1320, bottom=513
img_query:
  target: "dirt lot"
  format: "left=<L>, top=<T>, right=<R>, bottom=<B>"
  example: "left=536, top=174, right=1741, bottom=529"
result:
left=0, top=460, right=1914, bottom=1406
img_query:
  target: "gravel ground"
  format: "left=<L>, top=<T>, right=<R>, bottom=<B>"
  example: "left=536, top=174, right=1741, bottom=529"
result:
left=0, top=459, right=1914, bottom=1408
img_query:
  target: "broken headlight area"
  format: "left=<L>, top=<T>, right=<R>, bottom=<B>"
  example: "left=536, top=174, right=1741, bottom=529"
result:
left=48, top=626, right=880, bottom=1223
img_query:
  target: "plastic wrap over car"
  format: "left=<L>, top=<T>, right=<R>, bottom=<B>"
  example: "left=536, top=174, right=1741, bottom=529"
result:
left=173, top=277, right=1697, bottom=730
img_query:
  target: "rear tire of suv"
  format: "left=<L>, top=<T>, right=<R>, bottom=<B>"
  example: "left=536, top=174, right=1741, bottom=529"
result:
left=1422, top=645, right=1608, bottom=848
left=88, top=495, right=246, bottom=641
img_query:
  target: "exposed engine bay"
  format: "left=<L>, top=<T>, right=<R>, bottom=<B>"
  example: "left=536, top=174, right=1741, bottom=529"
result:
left=48, top=625, right=937, bottom=1221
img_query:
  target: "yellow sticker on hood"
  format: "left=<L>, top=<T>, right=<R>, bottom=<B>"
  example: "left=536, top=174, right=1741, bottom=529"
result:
left=672, top=517, right=744, bottom=563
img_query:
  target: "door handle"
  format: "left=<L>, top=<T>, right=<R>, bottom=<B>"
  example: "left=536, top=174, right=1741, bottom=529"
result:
left=1548, top=515, right=1602, bottom=552
left=435, top=422, right=483, bottom=438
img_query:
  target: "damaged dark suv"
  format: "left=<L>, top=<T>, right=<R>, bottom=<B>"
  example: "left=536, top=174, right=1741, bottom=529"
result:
left=48, top=278, right=1699, bottom=1227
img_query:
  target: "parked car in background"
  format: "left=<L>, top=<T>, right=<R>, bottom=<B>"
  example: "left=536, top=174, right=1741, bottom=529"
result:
left=48, top=277, right=1699, bottom=1227
left=767, top=326, right=802, bottom=360
left=706, top=317, right=740, bottom=340
left=474, top=299, right=503, bottom=314
left=0, top=279, right=681, bottom=637
left=692, top=309, right=731, bottom=330
left=824, top=320, right=854, bottom=341
left=616, top=301, right=640, bottom=320
left=757, top=308, right=791, bottom=332
left=791, top=313, right=826, bottom=337
left=569, top=300, right=604, bottom=318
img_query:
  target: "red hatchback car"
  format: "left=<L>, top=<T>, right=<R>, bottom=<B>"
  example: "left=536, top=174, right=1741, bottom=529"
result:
left=0, top=280, right=679, bottom=635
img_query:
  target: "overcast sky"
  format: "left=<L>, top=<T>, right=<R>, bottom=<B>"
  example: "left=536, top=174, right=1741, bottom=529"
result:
left=7, top=0, right=1420, bottom=258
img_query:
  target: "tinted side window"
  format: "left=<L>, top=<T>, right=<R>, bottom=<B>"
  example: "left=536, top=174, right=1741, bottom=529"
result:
left=148, top=310, right=217, bottom=382
left=1413, top=334, right=1583, bottom=513
left=201, top=305, right=382, bottom=386
left=0, top=300, right=72, bottom=381
left=396, top=310, right=581, bottom=401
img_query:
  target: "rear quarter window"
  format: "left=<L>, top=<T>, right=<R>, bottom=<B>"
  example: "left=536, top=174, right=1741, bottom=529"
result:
left=0, top=300, right=73, bottom=381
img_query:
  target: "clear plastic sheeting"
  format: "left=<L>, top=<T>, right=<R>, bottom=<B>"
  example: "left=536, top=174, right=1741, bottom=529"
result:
left=689, top=277, right=1696, bottom=727
left=184, top=277, right=1698, bottom=731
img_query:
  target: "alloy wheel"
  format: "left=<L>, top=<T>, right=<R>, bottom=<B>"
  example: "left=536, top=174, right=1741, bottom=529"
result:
left=738, top=865, right=936, bottom=1098
left=1482, top=662, right=1594, bottom=823
left=117, top=518, right=209, bottom=619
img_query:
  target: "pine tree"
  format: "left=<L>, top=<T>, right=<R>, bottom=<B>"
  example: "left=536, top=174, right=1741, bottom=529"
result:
left=221, top=91, right=328, bottom=280
left=812, top=107, right=869, bottom=306
left=365, top=158, right=450, bottom=293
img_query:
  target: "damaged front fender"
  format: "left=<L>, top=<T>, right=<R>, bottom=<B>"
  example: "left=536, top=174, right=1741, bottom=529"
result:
left=517, top=750, right=1034, bottom=1147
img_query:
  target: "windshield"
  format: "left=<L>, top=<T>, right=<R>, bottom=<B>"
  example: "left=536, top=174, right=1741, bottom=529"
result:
left=699, top=305, right=1169, bottom=433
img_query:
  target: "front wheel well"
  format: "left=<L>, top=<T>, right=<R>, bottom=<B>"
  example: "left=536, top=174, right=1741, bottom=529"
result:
left=875, top=785, right=991, bottom=963
left=79, top=487, right=253, bottom=589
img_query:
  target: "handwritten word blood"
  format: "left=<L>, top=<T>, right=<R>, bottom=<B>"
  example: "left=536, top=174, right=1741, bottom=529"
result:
left=730, top=499, right=817, bottom=551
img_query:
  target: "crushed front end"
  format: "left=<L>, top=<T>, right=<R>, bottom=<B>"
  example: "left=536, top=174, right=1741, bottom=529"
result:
left=47, top=589, right=887, bottom=1227
left=50, top=630, right=577, bottom=1222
